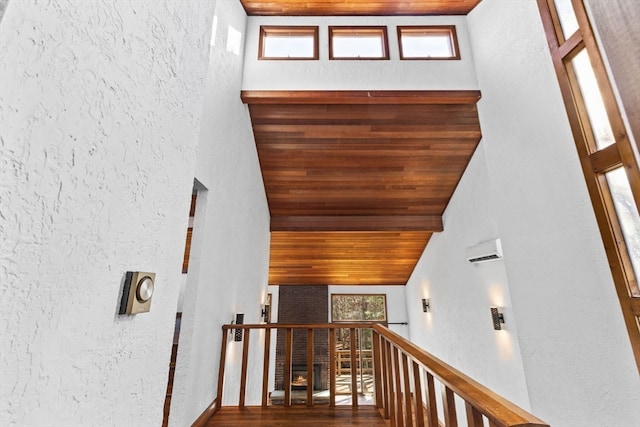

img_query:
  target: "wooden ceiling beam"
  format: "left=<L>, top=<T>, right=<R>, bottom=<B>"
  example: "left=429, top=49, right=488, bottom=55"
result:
left=241, top=90, right=481, bottom=105
left=271, top=215, right=443, bottom=232
left=240, top=0, right=482, bottom=16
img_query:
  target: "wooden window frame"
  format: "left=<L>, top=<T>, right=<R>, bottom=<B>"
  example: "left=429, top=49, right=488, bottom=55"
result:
left=538, top=0, right=640, bottom=372
left=330, top=294, right=388, bottom=323
left=397, top=25, right=460, bottom=60
left=328, top=26, right=390, bottom=60
left=258, top=26, right=319, bottom=60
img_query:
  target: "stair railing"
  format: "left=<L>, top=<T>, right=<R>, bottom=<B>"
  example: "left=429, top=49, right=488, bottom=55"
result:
left=214, top=323, right=549, bottom=427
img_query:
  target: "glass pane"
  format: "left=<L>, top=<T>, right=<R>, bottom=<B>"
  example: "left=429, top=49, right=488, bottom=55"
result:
left=331, top=295, right=387, bottom=321
left=606, top=168, right=640, bottom=296
left=264, top=34, right=315, bottom=58
left=401, top=34, right=453, bottom=58
left=570, top=49, right=616, bottom=149
left=553, top=0, right=579, bottom=40
left=332, top=35, right=384, bottom=58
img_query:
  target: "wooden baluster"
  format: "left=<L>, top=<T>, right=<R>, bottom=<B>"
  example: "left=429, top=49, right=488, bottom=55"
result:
left=412, top=361, right=425, bottom=427
left=380, top=337, right=391, bottom=419
left=349, top=328, right=358, bottom=406
left=392, top=346, right=405, bottom=427
left=465, top=402, right=484, bottom=427
left=216, top=328, right=228, bottom=407
left=329, top=327, right=336, bottom=407
left=239, top=329, right=251, bottom=407
left=284, top=328, right=292, bottom=407
left=424, top=372, right=438, bottom=427
left=307, top=328, right=314, bottom=407
left=261, top=328, right=271, bottom=407
left=440, top=385, right=457, bottom=427
left=401, top=353, right=413, bottom=427
left=385, top=340, right=396, bottom=425
left=372, top=329, right=383, bottom=410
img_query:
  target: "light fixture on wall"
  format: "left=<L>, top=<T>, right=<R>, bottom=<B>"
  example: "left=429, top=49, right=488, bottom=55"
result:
left=234, top=313, right=244, bottom=341
left=490, top=307, right=505, bottom=330
left=422, top=298, right=430, bottom=313
left=261, top=304, right=270, bottom=323
left=119, top=271, right=155, bottom=315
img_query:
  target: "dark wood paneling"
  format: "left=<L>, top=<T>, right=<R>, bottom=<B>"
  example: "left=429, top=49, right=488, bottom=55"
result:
left=239, top=0, right=482, bottom=16
left=241, top=90, right=481, bottom=105
left=271, top=215, right=443, bottom=232
left=244, top=90, right=481, bottom=286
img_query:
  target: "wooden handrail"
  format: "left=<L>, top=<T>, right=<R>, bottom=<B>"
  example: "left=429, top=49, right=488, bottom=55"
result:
left=222, top=322, right=378, bottom=330
left=213, top=322, right=549, bottom=427
left=372, top=324, right=549, bottom=427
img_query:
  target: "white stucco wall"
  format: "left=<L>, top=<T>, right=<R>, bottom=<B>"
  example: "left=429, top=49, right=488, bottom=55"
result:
left=242, top=15, right=478, bottom=90
left=405, top=144, right=531, bottom=410
left=406, top=1, right=640, bottom=426
left=0, top=1, right=214, bottom=426
left=168, top=0, right=271, bottom=424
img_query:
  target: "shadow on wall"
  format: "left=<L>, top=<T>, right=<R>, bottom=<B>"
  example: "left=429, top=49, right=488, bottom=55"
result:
left=0, top=0, right=9, bottom=23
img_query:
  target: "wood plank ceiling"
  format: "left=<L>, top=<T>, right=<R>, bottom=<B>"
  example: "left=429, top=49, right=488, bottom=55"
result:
left=240, top=0, right=483, bottom=286
left=240, top=0, right=481, bottom=16
left=243, top=91, right=482, bottom=286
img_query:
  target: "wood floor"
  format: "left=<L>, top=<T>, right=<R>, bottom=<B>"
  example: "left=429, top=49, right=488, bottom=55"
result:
left=205, top=405, right=389, bottom=427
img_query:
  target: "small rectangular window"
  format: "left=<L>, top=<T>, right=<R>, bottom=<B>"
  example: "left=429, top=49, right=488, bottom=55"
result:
left=259, top=26, right=319, bottom=60
left=329, top=26, right=389, bottom=60
left=397, top=26, right=460, bottom=60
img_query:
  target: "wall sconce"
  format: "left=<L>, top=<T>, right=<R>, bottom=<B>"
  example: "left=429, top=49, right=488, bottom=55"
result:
left=119, top=271, right=155, bottom=315
left=422, top=298, right=430, bottom=313
left=490, top=307, right=505, bottom=330
left=261, top=304, right=270, bottom=323
left=234, top=313, right=244, bottom=341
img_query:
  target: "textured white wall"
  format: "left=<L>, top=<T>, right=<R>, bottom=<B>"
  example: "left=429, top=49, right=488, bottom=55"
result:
left=0, top=1, right=214, bottom=426
left=405, top=144, right=531, bottom=411
left=242, top=15, right=478, bottom=91
left=168, top=0, right=271, bottom=424
left=406, top=1, right=640, bottom=426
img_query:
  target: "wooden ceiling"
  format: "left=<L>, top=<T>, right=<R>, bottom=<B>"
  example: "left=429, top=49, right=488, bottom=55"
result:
left=240, top=0, right=482, bottom=16
left=242, top=90, right=482, bottom=286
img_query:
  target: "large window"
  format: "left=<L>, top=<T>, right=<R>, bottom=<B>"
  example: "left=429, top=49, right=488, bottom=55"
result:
left=538, top=0, right=640, bottom=371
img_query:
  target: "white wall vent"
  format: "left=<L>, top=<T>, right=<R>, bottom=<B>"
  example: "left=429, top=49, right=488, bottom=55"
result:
left=466, top=238, right=503, bottom=263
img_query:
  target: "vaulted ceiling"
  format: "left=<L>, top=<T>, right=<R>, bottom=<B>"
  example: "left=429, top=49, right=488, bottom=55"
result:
left=241, top=0, right=483, bottom=286
left=243, top=91, right=482, bottom=285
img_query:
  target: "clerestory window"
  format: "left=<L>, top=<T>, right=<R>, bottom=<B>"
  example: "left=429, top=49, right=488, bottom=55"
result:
left=397, top=26, right=460, bottom=60
left=329, top=26, right=389, bottom=60
left=258, top=26, right=319, bottom=60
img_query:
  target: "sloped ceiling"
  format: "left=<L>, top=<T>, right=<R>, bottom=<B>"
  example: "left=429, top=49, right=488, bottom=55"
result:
left=240, top=0, right=483, bottom=286
left=242, top=90, right=482, bottom=285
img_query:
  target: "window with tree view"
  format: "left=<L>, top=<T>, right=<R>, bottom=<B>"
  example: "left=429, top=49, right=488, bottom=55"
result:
left=331, top=294, right=387, bottom=322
